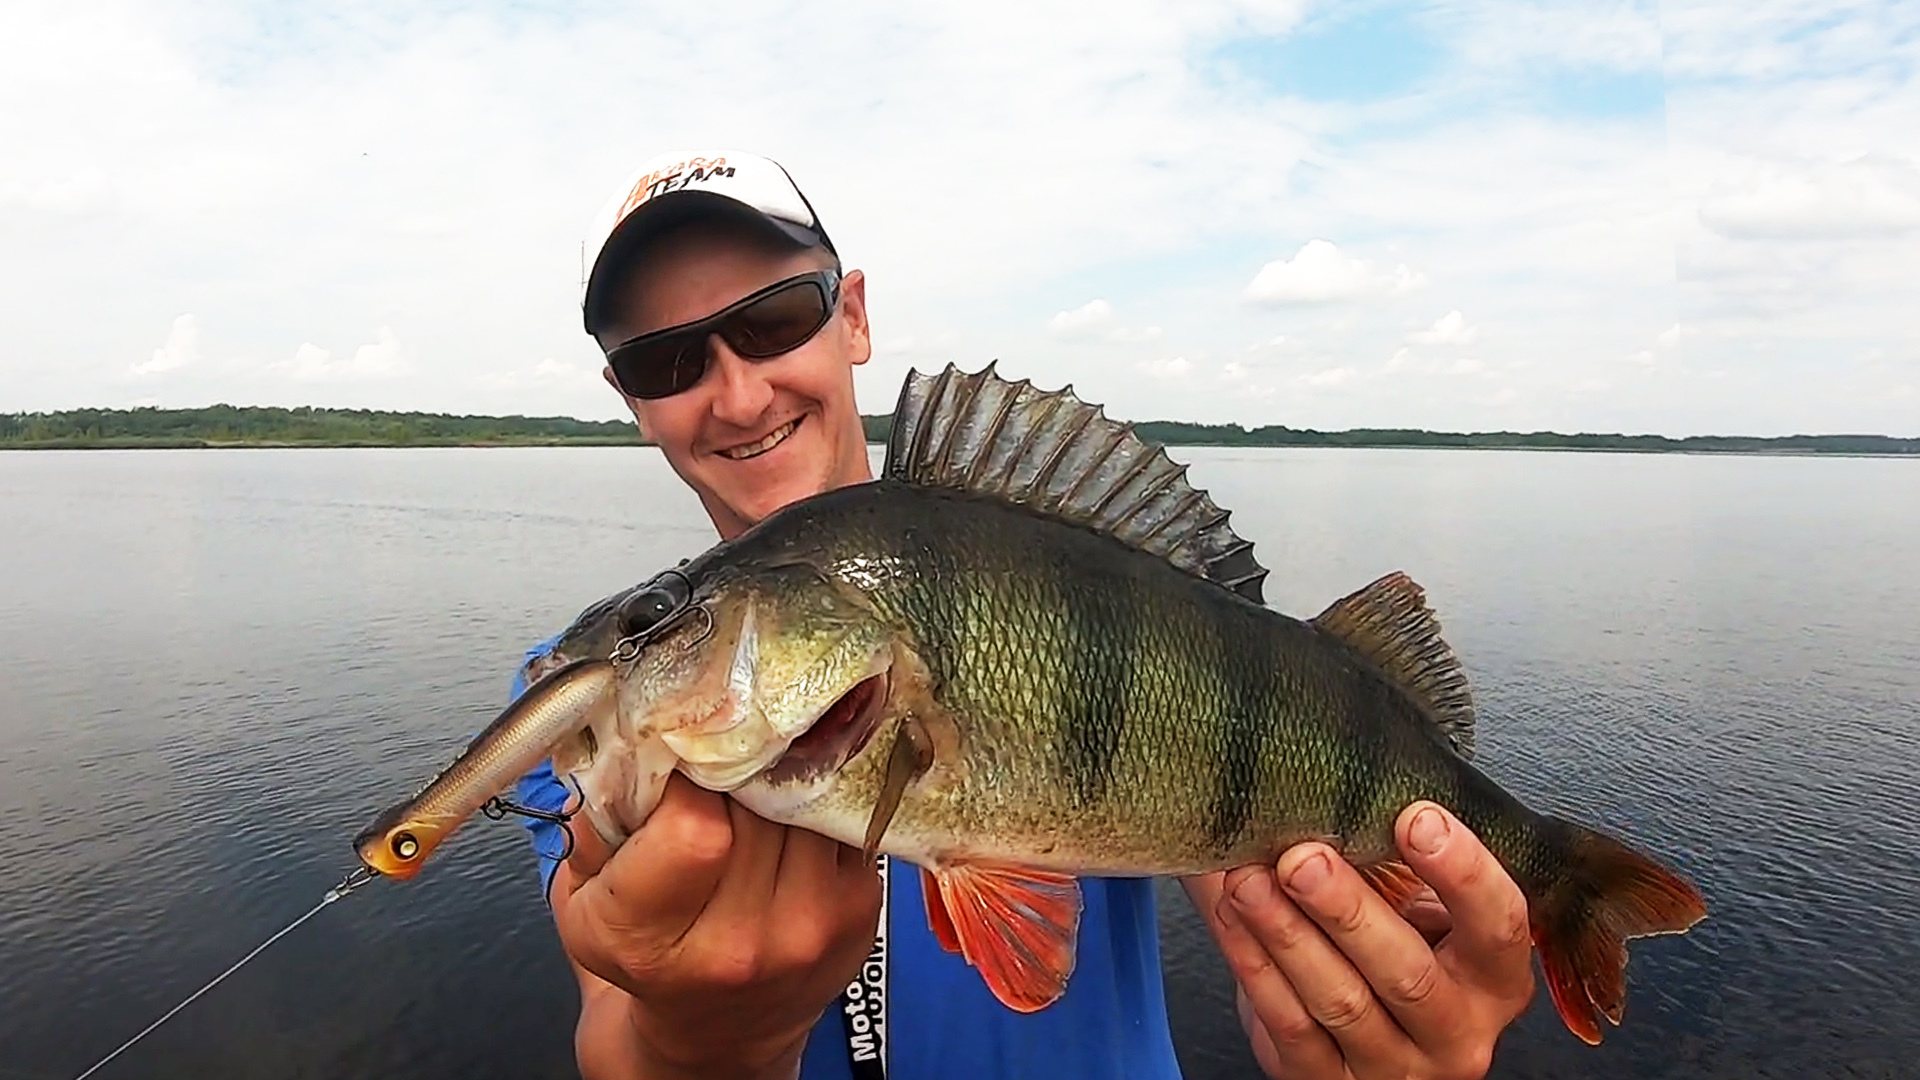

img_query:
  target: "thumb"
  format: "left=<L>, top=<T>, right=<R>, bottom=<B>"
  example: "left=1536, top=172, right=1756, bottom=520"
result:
left=560, top=789, right=617, bottom=888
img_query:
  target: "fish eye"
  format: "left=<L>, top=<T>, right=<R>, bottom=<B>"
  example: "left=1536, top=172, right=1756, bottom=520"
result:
left=619, top=574, right=691, bottom=635
left=391, top=831, right=420, bottom=861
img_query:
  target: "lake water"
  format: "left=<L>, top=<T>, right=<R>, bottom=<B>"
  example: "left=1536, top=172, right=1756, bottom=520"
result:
left=1, top=446, right=1916, bottom=1080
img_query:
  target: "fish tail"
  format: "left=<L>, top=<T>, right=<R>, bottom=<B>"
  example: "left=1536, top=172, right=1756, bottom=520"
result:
left=1526, top=818, right=1706, bottom=1045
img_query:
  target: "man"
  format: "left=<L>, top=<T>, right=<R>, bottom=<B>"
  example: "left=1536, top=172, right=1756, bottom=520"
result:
left=512, top=150, right=1536, bottom=1080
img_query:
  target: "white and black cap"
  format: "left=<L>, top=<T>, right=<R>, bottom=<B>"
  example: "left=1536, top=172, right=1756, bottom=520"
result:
left=580, top=150, right=837, bottom=334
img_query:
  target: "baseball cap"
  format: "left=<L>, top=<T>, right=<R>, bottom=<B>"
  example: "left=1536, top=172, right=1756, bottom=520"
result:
left=580, top=150, right=837, bottom=334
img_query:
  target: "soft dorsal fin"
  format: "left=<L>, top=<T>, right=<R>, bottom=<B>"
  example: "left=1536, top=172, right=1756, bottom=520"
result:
left=884, top=363, right=1268, bottom=604
left=1311, top=571, right=1476, bottom=758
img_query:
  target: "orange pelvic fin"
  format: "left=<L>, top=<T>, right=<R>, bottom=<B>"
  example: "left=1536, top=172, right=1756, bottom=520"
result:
left=1357, top=859, right=1429, bottom=912
left=1529, top=821, right=1708, bottom=1045
left=932, top=862, right=1084, bottom=1013
left=921, top=867, right=962, bottom=954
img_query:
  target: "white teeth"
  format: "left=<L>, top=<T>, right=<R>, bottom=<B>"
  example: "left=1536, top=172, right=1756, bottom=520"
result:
left=720, top=419, right=800, bottom=460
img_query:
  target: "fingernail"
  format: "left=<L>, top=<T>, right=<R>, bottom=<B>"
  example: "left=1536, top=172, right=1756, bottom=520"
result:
left=1231, top=870, right=1276, bottom=907
left=1410, top=806, right=1450, bottom=855
left=1283, top=852, right=1330, bottom=897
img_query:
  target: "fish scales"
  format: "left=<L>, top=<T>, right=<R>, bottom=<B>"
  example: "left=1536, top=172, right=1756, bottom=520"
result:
left=726, top=483, right=1533, bottom=879
left=356, top=363, right=1704, bottom=1041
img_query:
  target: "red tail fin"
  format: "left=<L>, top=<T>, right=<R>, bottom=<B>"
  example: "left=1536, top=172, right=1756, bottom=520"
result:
left=1528, top=821, right=1707, bottom=1044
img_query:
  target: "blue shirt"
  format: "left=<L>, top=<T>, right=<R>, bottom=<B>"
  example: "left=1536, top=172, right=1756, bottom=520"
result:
left=510, top=640, right=1186, bottom=1079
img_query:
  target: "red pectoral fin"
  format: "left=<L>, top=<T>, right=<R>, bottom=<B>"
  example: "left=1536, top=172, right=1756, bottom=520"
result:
left=922, top=867, right=961, bottom=954
left=933, top=863, right=1083, bottom=1013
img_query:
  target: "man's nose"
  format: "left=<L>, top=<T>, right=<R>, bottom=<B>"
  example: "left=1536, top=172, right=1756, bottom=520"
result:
left=705, top=336, right=775, bottom=426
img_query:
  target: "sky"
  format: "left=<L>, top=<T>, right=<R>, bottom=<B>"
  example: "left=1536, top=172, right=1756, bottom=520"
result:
left=1, top=0, right=1915, bottom=436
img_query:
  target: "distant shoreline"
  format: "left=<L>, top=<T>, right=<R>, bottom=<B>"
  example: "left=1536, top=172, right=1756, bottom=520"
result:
left=3, top=405, right=1915, bottom=456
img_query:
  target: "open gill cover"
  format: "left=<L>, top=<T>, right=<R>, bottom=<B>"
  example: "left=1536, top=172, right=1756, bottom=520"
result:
left=884, top=363, right=1268, bottom=604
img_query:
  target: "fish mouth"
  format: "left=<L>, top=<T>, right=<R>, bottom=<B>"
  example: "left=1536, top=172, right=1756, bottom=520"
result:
left=761, top=671, right=890, bottom=785
left=718, top=417, right=802, bottom=461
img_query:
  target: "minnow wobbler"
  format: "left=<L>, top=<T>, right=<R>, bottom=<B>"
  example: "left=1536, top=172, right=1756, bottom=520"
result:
left=354, top=363, right=1706, bottom=1044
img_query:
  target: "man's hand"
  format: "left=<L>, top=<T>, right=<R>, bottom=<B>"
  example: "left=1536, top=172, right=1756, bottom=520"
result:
left=1184, top=802, right=1534, bottom=1080
left=552, top=774, right=884, bottom=1080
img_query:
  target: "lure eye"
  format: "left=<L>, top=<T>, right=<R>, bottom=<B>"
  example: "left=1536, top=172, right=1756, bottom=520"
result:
left=391, top=831, right=420, bottom=861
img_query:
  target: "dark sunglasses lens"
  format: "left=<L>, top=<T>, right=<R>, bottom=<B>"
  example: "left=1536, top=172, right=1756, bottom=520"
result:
left=725, top=281, right=830, bottom=358
left=613, top=334, right=707, bottom=399
left=606, top=273, right=836, bottom=399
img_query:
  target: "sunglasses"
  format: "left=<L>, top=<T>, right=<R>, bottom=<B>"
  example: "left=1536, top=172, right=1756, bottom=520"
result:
left=605, top=269, right=843, bottom=400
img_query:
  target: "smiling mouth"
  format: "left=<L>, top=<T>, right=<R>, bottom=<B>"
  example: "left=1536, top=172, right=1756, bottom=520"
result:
left=719, top=417, right=802, bottom=461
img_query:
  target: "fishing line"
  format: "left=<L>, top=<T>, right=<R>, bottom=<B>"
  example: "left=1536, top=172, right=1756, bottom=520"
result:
left=68, top=868, right=376, bottom=1080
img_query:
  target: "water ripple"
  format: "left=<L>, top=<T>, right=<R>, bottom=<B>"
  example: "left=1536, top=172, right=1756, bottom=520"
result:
left=2, top=447, right=1916, bottom=1079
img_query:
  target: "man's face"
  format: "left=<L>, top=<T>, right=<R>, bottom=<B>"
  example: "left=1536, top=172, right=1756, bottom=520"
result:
left=595, top=223, right=873, bottom=540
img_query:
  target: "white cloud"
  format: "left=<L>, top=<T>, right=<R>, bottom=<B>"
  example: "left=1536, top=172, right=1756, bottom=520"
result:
left=1244, top=240, right=1425, bottom=305
left=1386, top=346, right=1490, bottom=378
left=530, top=356, right=577, bottom=380
left=0, top=0, right=1909, bottom=434
left=0, top=168, right=114, bottom=215
left=1446, top=0, right=1664, bottom=74
left=1137, top=355, right=1192, bottom=379
left=1698, top=155, right=1920, bottom=240
left=1406, top=310, right=1478, bottom=346
left=1048, top=299, right=1163, bottom=344
left=274, top=328, right=410, bottom=382
left=130, top=313, right=198, bottom=376
left=1048, top=299, right=1113, bottom=336
left=477, top=356, right=599, bottom=390
left=1303, top=365, right=1358, bottom=387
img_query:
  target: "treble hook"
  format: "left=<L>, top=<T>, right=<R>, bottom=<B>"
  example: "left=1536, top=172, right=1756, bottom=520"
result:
left=682, top=604, right=717, bottom=647
left=482, top=795, right=578, bottom=861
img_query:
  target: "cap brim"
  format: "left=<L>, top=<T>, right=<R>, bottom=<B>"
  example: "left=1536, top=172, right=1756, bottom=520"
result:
left=583, top=191, right=824, bottom=335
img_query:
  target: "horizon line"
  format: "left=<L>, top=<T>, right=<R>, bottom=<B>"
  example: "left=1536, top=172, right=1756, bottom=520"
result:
left=3, top=402, right=1915, bottom=444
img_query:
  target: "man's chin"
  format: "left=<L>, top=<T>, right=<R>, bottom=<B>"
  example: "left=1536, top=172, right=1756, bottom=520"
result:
left=719, top=473, right=830, bottom=531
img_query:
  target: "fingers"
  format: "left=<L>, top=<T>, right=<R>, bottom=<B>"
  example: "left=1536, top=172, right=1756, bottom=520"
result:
left=1223, top=855, right=1422, bottom=1075
left=561, top=774, right=735, bottom=982
left=559, top=788, right=615, bottom=886
left=1192, top=870, right=1346, bottom=1079
left=768, top=826, right=883, bottom=980
left=1193, top=816, right=1531, bottom=1080
left=1394, top=803, right=1533, bottom=995
left=775, top=821, right=879, bottom=911
left=1275, top=843, right=1478, bottom=1054
left=691, top=799, right=789, bottom=936
left=1399, top=889, right=1453, bottom=945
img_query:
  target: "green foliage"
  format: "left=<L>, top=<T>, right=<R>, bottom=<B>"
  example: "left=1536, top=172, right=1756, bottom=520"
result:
left=1131, top=421, right=1920, bottom=455
left=2, top=406, right=1913, bottom=455
left=0, top=405, right=644, bottom=448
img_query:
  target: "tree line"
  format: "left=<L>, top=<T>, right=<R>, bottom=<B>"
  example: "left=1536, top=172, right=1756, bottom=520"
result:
left=0, top=405, right=641, bottom=448
left=3, top=404, right=1913, bottom=455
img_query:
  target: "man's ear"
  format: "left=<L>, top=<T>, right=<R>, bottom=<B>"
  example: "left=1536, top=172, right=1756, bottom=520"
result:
left=840, top=269, right=871, bottom=367
left=603, top=365, right=651, bottom=439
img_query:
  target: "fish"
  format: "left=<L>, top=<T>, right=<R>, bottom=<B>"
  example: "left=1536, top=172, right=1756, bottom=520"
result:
left=354, top=362, right=1706, bottom=1045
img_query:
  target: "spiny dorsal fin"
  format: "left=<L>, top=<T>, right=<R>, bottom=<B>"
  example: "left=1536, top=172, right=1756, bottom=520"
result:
left=1311, top=572, right=1475, bottom=758
left=884, top=363, right=1268, bottom=603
